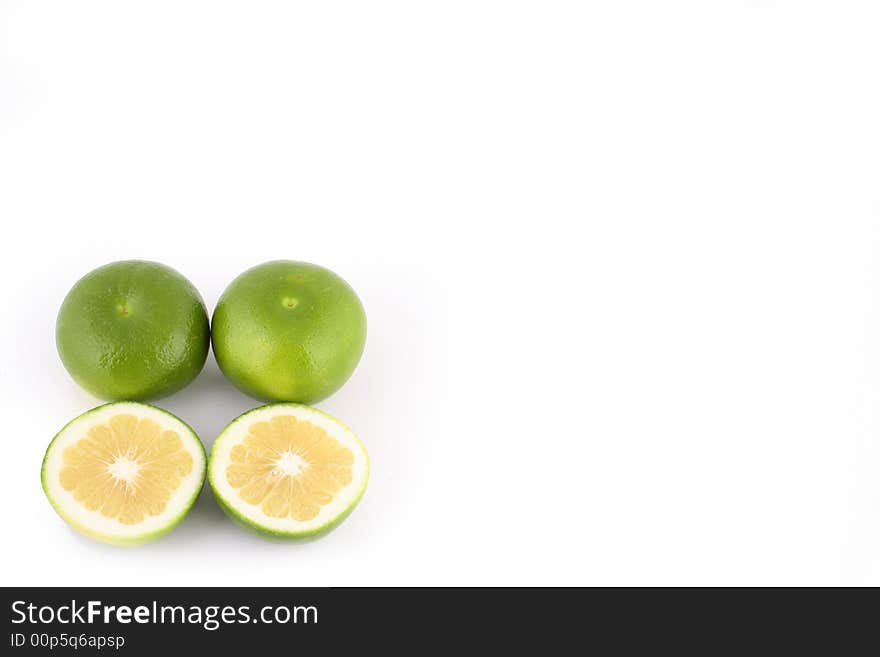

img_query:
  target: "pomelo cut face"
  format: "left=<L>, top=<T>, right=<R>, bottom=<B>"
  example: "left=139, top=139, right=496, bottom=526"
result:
left=209, top=404, right=369, bottom=539
left=41, top=402, right=206, bottom=546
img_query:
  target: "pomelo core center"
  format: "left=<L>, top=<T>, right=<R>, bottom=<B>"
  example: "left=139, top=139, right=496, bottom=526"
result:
left=108, top=456, right=140, bottom=483
left=275, top=451, right=307, bottom=477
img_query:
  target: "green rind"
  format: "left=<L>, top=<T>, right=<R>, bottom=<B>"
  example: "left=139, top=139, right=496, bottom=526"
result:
left=56, top=260, right=211, bottom=401
left=41, top=402, right=207, bottom=547
left=207, top=403, right=369, bottom=541
left=211, top=261, right=367, bottom=404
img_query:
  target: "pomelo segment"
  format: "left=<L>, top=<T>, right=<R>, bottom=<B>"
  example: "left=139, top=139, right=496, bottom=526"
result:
left=208, top=403, right=369, bottom=540
left=41, top=402, right=206, bottom=546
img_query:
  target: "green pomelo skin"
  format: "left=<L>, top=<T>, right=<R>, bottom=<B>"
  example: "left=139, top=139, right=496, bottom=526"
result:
left=211, top=487, right=364, bottom=543
left=56, top=261, right=210, bottom=401
left=211, top=261, right=367, bottom=403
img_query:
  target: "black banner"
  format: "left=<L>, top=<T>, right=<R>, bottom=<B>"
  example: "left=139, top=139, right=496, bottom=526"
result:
left=0, top=587, right=872, bottom=653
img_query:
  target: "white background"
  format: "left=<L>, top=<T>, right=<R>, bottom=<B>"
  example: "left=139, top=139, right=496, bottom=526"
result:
left=1, top=1, right=878, bottom=586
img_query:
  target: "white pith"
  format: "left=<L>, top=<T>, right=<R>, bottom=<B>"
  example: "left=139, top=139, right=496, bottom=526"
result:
left=209, top=404, right=369, bottom=534
left=276, top=451, right=307, bottom=476
left=43, top=403, right=206, bottom=542
left=108, top=457, right=140, bottom=482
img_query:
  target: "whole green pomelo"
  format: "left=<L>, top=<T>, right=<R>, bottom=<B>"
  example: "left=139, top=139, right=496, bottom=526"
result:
left=211, top=261, right=367, bottom=403
left=56, top=260, right=210, bottom=400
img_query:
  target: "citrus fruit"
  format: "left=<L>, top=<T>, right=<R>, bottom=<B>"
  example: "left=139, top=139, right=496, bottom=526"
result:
left=56, top=260, right=210, bottom=401
left=208, top=403, right=369, bottom=540
left=211, top=260, right=366, bottom=403
left=41, top=402, right=206, bottom=546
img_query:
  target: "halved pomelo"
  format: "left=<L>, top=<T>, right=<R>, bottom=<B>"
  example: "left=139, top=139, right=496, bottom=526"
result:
left=41, top=402, right=206, bottom=546
left=208, top=403, right=369, bottom=540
